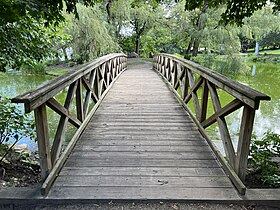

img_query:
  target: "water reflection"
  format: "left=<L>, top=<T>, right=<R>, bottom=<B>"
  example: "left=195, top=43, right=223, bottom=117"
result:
left=207, top=62, right=280, bottom=153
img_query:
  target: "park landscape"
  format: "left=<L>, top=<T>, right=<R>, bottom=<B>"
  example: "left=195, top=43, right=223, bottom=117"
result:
left=0, top=0, right=280, bottom=208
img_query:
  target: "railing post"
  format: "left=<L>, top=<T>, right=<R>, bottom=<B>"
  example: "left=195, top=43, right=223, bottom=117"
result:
left=34, top=103, right=52, bottom=179
left=235, top=104, right=256, bottom=181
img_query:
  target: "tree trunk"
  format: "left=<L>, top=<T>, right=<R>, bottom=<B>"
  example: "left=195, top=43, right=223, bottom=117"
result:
left=255, top=42, right=259, bottom=55
left=184, top=37, right=194, bottom=58
left=192, top=39, right=200, bottom=56
left=135, top=34, right=141, bottom=55
left=63, top=48, right=68, bottom=61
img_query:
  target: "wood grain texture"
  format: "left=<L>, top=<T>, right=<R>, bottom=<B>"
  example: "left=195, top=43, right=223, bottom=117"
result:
left=48, top=59, right=239, bottom=200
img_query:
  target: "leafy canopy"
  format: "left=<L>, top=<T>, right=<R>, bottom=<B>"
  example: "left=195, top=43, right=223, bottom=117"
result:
left=184, top=0, right=280, bottom=25
left=0, top=0, right=98, bottom=25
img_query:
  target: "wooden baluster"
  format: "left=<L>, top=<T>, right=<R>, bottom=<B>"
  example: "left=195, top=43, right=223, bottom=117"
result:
left=50, top=82, right=78, bottom=164
left=182, top=68, right=189, bottom=100
left=83, top=70, right=96, bottom=115
left=187, top=69, right=201, bottom=118
left=99, top=64, right=106, bottom=96
left=207, top=81, right=236, bottom=167
left=76, top=78, right=84, bottom=122
left=235, top=105, right=256, bottom=181
left=34, top=104, right=52, bottom=179
left=173, top=62, right=178, bottom=90
left=94, top=66, right=100, bottom=99
left=199, top=79, right=209, bottom=122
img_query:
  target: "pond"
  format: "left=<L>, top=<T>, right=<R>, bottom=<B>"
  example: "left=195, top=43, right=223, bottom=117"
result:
left=203, top=62, right=280, bottom=153
left=0, top=62, right=279, bottom=152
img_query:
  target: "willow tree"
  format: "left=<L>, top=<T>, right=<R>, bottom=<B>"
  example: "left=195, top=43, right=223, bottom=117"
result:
left=240, top=6, right=280, bottom=54
left=66, top=4, right=120, bottom=63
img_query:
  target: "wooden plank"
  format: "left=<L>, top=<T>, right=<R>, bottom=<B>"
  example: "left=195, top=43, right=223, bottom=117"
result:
left=235, top=105, right=256, bottom=181
left=199, top=79, right=209, bottom=122
left=201, top=99, right=243, bottom=128
left=70, top=151, right=214, bottom=160
left=78, top=140, right=206, bottom=145
left=207, top=81, right=236, bottom=168
left=50, top=81, right=78, bottom=165
left=186, top=71, right=202, bottom=118
left=48, top=186, right=240, bottom=200
left=60, top=167, right=225, bottom=177
left=65, top=158, right=220, bottom=168
left=54, top=176, right=233, bottom=188
left=73, top=145, right=212, bottom=152
left=76, top=78, right=84, bottom=122
left=46, top=98, right=81, bottom=128
left=34, top=104, right=52, bottom=179
left=80, top=135, right=205, bottom=141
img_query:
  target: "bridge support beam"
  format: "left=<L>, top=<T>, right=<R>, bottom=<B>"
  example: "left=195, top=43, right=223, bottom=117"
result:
left=34, top=103, right=52, bottom=179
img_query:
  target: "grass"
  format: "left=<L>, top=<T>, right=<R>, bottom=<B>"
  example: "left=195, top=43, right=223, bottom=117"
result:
left=259, top=49, right=280, bottom=55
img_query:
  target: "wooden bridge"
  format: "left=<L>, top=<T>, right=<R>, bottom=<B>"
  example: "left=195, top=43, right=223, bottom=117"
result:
left=12, top=53, right=270, bottom=200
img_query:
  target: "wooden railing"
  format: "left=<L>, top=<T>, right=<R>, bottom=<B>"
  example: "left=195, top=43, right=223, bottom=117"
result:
left=153, top=53, right=270, bottom=194
left=12, top=53, right=127, bottom=194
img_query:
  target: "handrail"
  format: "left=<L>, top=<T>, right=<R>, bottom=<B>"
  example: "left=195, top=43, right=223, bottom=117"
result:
left=12, top=53, right=127, bottom=194
left=153, top=53, right=270, bottom=195
left=13, top=53, right=126, bottom=113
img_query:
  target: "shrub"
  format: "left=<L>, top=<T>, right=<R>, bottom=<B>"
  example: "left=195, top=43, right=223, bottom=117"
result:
left=21, top=62, right=46, bottom=75
left=0, top=97, right=36, bottom=162
left=248, top=131, right=280, bottom=187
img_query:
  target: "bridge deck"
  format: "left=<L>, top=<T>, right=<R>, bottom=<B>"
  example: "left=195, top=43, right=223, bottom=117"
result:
left=48, top=60, right=240, bottom=200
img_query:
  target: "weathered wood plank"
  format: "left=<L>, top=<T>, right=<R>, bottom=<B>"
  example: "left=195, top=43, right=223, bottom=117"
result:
left=235, top=105, right=256, bottom=181
left=34, top=104, right=52, bottom=179
left=73, top=145, right=212, bottom=152
left=76, top=140, right=207, bottom=146
left=70, top=151, right=214, bottom=159
left=48, top=186, right=240, bottom=200
left=54, top=176, right=233, bottom=188
left=60, top=167, right=225, bottom=177
left=65, top=158, right=220, bottom=168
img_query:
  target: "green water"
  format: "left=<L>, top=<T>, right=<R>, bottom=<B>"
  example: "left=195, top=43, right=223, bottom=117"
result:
left=0, top=62, right=279, bottom=152
left=199, top=62, right=280, bottom=152
left=0, top=73, right=77, bottom=151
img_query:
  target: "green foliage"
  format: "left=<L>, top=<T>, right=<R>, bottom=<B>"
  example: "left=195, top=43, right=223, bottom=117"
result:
left=0, top=16, right=72, bottom=72
left=20, top=62, right=46, bottom=75
left=191, top=54, right=249, bottom=77
left=248, top=131, right=280, bottom=187
left=66, top=4, right=120, bottom=63
left=0, top=0, right=96, bottom=26
left=260, top=31, right=280, bottom=49
left=185, top=0, right=280, bottom=26
left=0, top=97, right=36, bottom=145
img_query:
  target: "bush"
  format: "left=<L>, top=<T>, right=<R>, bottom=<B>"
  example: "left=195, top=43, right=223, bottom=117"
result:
left=0, top=97, right=36, bottom=162
left=248, top=131, right=280, bottom=187
left=20, top=62, right=46, bottom=75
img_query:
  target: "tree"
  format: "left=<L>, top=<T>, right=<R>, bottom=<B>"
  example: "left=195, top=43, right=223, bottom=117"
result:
left=240, top=6, right=280, bottom=54
left=0, top=17, right=71, bottom=71
left=0, top=0, right=97, bottom=26
left=109, top=0, right=160, bottom=55
left=65, top=4, right=120, bottom=63
left=184, top=0, right=280, bottom=25
left=260, top=31, right=280, bottom=49
left=0, top=0, right=97, bottom=71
